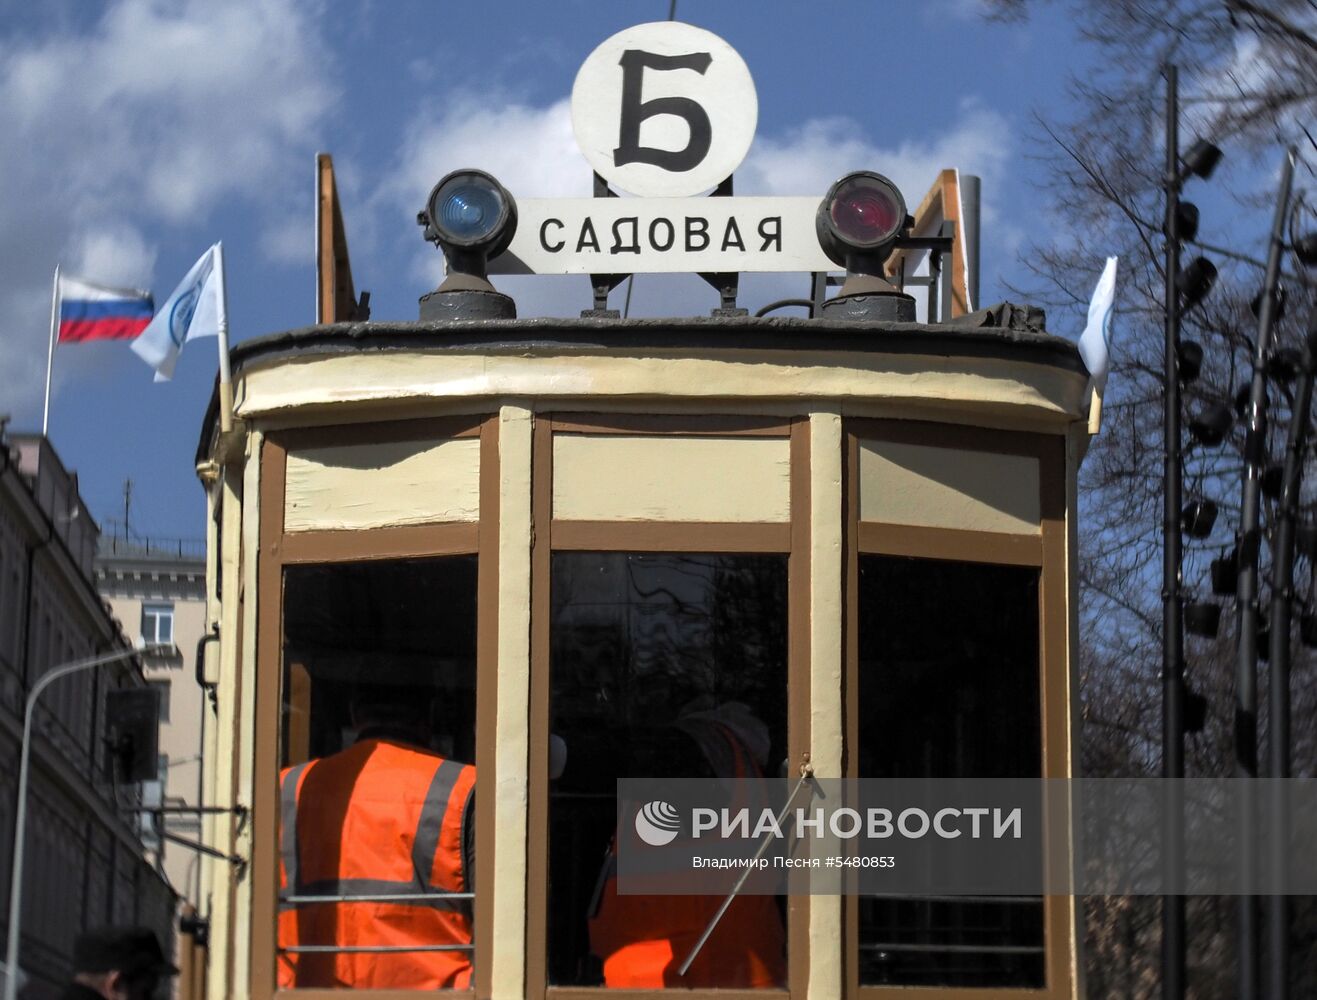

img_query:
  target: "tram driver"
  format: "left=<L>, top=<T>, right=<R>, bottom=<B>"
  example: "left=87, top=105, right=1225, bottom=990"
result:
left=277, top=682, right=475, bottom=990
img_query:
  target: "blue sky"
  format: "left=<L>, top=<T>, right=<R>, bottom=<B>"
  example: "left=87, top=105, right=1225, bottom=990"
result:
left=2, top=0, right=1108, bottom=540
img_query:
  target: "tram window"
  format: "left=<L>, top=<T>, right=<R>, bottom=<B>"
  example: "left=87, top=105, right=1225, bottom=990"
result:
left=857, top=555, right=1044, bottom=989
left=278, top=556, right=478, bottom=991
left=549, top=552, right=788, bottom=989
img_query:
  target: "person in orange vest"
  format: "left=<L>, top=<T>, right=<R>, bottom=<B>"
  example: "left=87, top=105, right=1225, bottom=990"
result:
left=277, top=683, right=475, bottom=990
left=587, top=701, right=786, bottom=988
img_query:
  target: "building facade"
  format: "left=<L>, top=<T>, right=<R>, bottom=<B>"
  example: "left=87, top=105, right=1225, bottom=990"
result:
left=0, top=427, right=174, bottom=999
left=96, top=531, right=208, bottom=905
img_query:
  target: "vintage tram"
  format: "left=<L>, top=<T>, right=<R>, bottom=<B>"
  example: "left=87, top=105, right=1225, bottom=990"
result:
left=183, top=20, right=1091, bottom=1000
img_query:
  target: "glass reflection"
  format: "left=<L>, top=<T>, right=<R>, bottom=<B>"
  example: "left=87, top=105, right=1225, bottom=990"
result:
left=549, top=552, right=788, bottom=989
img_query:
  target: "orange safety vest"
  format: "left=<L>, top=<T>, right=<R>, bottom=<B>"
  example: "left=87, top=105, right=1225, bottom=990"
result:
left=277, top=738, right=475, bottom=990
left=588, top=722, right=786, bottom=988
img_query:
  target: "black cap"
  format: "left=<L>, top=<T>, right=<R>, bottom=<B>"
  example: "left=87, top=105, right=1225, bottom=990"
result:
left=72, top=927, right=178, bottom=977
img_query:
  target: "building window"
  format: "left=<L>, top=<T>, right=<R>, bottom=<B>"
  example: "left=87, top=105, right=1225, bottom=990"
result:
left=141, top=602, right=174, bottom=646
left=149, top=680, right=171, bottom=723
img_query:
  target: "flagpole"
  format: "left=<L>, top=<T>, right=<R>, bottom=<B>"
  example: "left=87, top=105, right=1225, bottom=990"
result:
left=213, top=242, right=234, bottom=434
left=42, top=266, right=59, bottom=436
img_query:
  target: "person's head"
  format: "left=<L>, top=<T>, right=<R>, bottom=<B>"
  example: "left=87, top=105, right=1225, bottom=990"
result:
left=349, top=682, right=431, bottom=746
left=70, top=927, right=177, bottom=1000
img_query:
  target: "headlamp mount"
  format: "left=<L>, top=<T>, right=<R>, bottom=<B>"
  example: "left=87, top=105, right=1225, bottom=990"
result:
left=816, top=171, right=917, bottom=322
left=417, top=169, right=519, bottom=320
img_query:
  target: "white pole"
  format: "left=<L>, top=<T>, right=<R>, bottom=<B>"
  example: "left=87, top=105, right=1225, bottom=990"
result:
left=2, top=645, right=168, bottom=1000
left=213, top=242, right=234, bottom=434
left=41, top=266, right=59, bottom=437
left=1088, top=382, right=1105, bottom=435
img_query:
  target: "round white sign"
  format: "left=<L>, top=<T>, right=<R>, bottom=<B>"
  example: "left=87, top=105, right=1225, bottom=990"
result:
left=571, top=21, right=758, bottom=198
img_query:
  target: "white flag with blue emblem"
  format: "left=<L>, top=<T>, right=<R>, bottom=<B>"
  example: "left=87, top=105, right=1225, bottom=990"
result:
left=1078, top=256, right=1118, bottom=393
left=132, top=244, right=223, bottom=381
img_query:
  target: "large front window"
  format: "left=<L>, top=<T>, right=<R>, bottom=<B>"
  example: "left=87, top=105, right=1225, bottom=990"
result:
left=277, top=556, right=479, bottom=991
left=530, top=415, right=805, bottom=997
left=845, top=421, right=1070, bottom=999
left=254, top=418, right=493, bottom=999
left=548, top=551, right=789, bottom=989
left=856, top=555, right=1043, bottom=989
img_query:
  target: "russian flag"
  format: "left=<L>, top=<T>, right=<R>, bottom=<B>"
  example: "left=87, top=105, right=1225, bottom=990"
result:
left=57, top=275, right=154, bottom=342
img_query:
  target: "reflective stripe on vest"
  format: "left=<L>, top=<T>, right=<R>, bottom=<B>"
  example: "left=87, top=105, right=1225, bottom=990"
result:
left=279, top=752, right=471, bottom=913
left=412, top=758, right=464, bottom=887
left=279, top=760, right=310, bottom=897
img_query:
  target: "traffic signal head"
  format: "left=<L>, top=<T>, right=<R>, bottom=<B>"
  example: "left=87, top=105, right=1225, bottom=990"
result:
left=1188, top=400, right=1233, bottom=446
left=417, top=169, right=519, bottom=320
left=1183, top=686, right=1209, bottom=733
left=1177, top=257, right=1217, bottom=312
left=1184, top=602, right=1221, bottom=639
left=1251, top=284, right=1286, bottom=323
left=1181, top=498, right=1218, bottom=538
left=1177, top=340, right=1204, bottom=382
left=1267, top=346, right=1302, bottom=383
left=1176, top=201, right=1200, bottom=243
left=1295, top=230, right=1317, bottom=267
left=1210, top=548, right=1238, bottom=596
left=1181, top=139, right=1223, bottom=181
left=1296, top=520, right=1317, bottom=560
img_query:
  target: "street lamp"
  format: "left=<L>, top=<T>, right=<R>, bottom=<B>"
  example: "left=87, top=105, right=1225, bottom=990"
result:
left=2, top=641, right=173, bottom=1000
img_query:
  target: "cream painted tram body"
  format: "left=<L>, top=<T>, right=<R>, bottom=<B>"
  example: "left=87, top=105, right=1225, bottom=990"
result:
left=188, top=312, right=1090, bottom=1000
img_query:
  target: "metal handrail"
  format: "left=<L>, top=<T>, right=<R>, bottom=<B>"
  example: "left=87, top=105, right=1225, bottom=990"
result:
left=860, top=943, right=1045, bottom=955
left=862, top=894, right=1041, bottom=905
left=100, top=532, right=206, bottom=561
left=280, top=944, right=474, bottom=954
left=280, top=892, right=473, bottom=904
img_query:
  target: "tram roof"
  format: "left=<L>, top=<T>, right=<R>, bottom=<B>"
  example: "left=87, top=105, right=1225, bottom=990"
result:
left=196, top=314, right=1087, bottom=463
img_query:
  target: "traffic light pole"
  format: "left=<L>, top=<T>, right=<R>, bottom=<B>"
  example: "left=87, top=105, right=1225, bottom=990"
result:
left=1160, top=64, right=1186, bottom=1000
left=1266, top=300, right=1316, bottom=1000
left=1235, top=147, right=1294, bottom=1000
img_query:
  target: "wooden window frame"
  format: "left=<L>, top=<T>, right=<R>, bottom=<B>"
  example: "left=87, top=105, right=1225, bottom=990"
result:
left=843, top=419, right=1074, bottom=1000
left=251, top=414, right=499, bottom=1000
left=528, top=412, right=811, bottom=1000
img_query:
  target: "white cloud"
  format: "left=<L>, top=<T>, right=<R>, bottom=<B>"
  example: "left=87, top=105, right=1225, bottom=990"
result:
left=373, top=93, right=1016, bottom=318
left=0, top=0, right=336, bottom=419
left=379, top=93, right=589, bottom=211
left=68, top=225, right=158, bottom=290
left=260, top=213, right=313, bottom=266
left=741, top=99, right=1012, bottom=215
